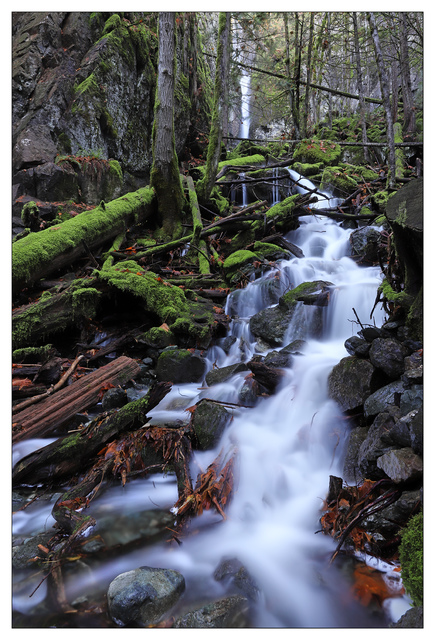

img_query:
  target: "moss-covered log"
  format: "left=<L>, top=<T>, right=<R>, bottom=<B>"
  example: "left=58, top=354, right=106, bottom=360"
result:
left=12, top=277, right=102, bottom=350
left=12, top=186, right=155, bottom=293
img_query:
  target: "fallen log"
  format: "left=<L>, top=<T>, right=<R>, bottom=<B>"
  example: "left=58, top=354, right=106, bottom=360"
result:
left=12, top=382, right=172, bottom=485
left=12, top=355, right=141, bottom=443
left=12, top=186, right=155, bottom=293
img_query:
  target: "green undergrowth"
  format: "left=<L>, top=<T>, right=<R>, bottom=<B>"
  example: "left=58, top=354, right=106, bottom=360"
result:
left=399, top=512, right=423, bottom=606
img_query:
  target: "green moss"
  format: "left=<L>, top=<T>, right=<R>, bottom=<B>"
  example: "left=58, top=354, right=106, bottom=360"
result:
left=21, top=201, right=40, bottom=228
left=223, top=250, right=258, bottom=275
left=399, top=512, right=423, bottom=606
left=99, top=261, right=213, bottom=343
left=394, top=122, right=406, bottom=179
left=372, top=190, right=396, bottom=213
left=141, top=326, right=176, bottom=348
left=280, top=281, right=331, bottom=308
left=253, top=241, right=287, bottom=259
left=292, top=162, right=325, bottom=177
left=12, top=187, right=155, bottom=291
left=293, top=139, right=341, bottom=166
left=102, top=13, right=122, bottom=35
left=321, top=166, right=358, bottom=194
left=12, top=345, right=54, bottom=363
left=109, top=159, right=123, bottom=182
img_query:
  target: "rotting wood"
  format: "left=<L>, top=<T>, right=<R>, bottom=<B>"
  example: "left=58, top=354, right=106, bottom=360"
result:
left=12, top=355, right=141, bottom=443
left=12, top=382, right=172, bottom=486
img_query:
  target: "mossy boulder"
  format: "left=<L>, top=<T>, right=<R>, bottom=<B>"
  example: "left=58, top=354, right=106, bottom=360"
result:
left=293, top=139, right=341, bottom=166
left=155, top=348, right=206, bottom=383
left=223, top=250, right=259, bottom=285
left=320, top=166, right=358, bottom=195
left=280, top=280, right=333, bottom=308
left=291, top=161, right=325, bottom=177
left=191, top=399, right=233, bottom=450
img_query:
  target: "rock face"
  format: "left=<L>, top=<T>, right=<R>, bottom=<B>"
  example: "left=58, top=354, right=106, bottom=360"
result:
left=156, top=348, right=206, bottom=383
left=107, top=566, right=185, bottom=626
left=173, top=595, right=250, bottom=628
left=12, top=12, right=206, bottom=232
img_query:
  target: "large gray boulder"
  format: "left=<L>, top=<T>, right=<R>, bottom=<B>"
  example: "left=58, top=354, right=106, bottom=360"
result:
left=327, top=356, right=375, bottom=412
left=156, top=348, right=206, bottom=383
left=191, top=400, right=233, bottom=450
left=107, top=566, right=185, bottom=627
left=369, top=337, right=408, bottom=379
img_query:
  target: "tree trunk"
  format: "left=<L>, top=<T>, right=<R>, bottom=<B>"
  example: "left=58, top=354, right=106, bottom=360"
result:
left=303, top=12, right=315, bottom=138
left=293, top=12, right=301, bottom=138
left=367, top=11, right=396, bottom=189
left=399, top=12, right=416, bottom=135
left=197, top=12, right=231, bottom=202
left=352, top=12, right=369, bottom=162
left=150, top=12, right=186, bottom=239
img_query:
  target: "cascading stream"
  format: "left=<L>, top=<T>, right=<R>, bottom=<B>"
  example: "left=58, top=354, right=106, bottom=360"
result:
left=13, top=175, right=411, bottom=627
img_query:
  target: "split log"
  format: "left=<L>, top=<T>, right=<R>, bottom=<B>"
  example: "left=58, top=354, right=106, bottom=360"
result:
left=12, top=186, right=155, bottom=293
left=12, top=355, right=141, bottom=443
left=12, top=382, right=172, bottom=485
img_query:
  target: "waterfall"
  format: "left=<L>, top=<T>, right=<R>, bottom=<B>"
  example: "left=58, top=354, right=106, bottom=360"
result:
left=239, top=71, right=251, bottom=140
left=13, top=176, right=411, bottom=627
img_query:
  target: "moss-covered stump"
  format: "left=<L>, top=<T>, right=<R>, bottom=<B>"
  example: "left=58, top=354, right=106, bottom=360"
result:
left=293, top=139, right=341, bottom=166
left=99, top=261, right=216, bottom=347
left=155, top=348, right=206, bottom=383
left=12, top=186, right=155, bottom=293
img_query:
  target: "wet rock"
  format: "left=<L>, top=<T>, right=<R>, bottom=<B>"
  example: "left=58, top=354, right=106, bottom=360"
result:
left=156, top=348, right=206, bottom=383
left=279, top=280, right=333, bottom=308
left=12, top=532, right=53, bottom=569
left=82, top=509, right=175, bottom=553
left=101, top=387, right=128, bottom=411
left=357, top=410, right=399, bottom=479
left=361, top=489, right=421, bottom=538
left=350, top=226, right=383, bottom=263
left=342, top=426, right=369, bottom=484
left=263, top=349, right=294, bottom=369
left=214, top=558, right=260, bottom=602
left=400, top=385, right=423, bottom=416
left=344, top=335, right=371, bottom=358
left=358, top=326, right=389, bottom=342
left=363, top=380, right=404, bottom=419
left=238, top=377, right=261, bottom=407
left=282, top=339, right=306, bottom=354
left=205, top=362, right=248, bottom=386
left=107, top=566, right=185, bottom=627
left=173, top=595, right=250, bottom=628
left=376, top=448, right=423, bottom=484
left=328, top=356, right=375, bottom=412
left=369, top=337, right=408, bottom=379
left=249, top=305, right=294, bottom=346
left=191, top=400, right=233, bottom=450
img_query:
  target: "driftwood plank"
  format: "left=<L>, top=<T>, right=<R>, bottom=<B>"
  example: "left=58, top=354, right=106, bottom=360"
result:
left=12, top=355, right=141, bottom=444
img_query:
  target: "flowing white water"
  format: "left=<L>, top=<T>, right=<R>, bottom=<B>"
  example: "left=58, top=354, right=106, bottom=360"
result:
left=13, top=168, right=412, bottom=625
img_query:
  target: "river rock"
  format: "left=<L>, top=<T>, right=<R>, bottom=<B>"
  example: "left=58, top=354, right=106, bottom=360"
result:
left=205, top=362, right=248, bottom=386
left=363, top=380, right=404, bottom=419
left=357, top=410, right=399, bottom=479
left=191, top=400, right=233, bottom=450
left=107, top=566, right=185, bottom=627
left=342, top=426, right=369, bottom=484
left=173, top=595, right=250, bottom=628
left=155, top=348, right=206, bottom=383
left=350, top=226, right=384, bottom=263
left=214, top=558, right=260, bottom=602
left=101, top=386, right=128, bottom=411
left=343, top=335, right=370, bottom=358
left=361, top=488, right=421, bottom=538
left=376, top=448, right=423, bottom=483
left=327, top=356, right=375, bottom=412
left=249, top=305, right=294, bottom=346
left=369, top=337, right=408, bottom=379
left=263, top=349, right=294, bottom=369
left=400, top=385, right=423, bottom=416
left=390, top=605, right=423, bottom=628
